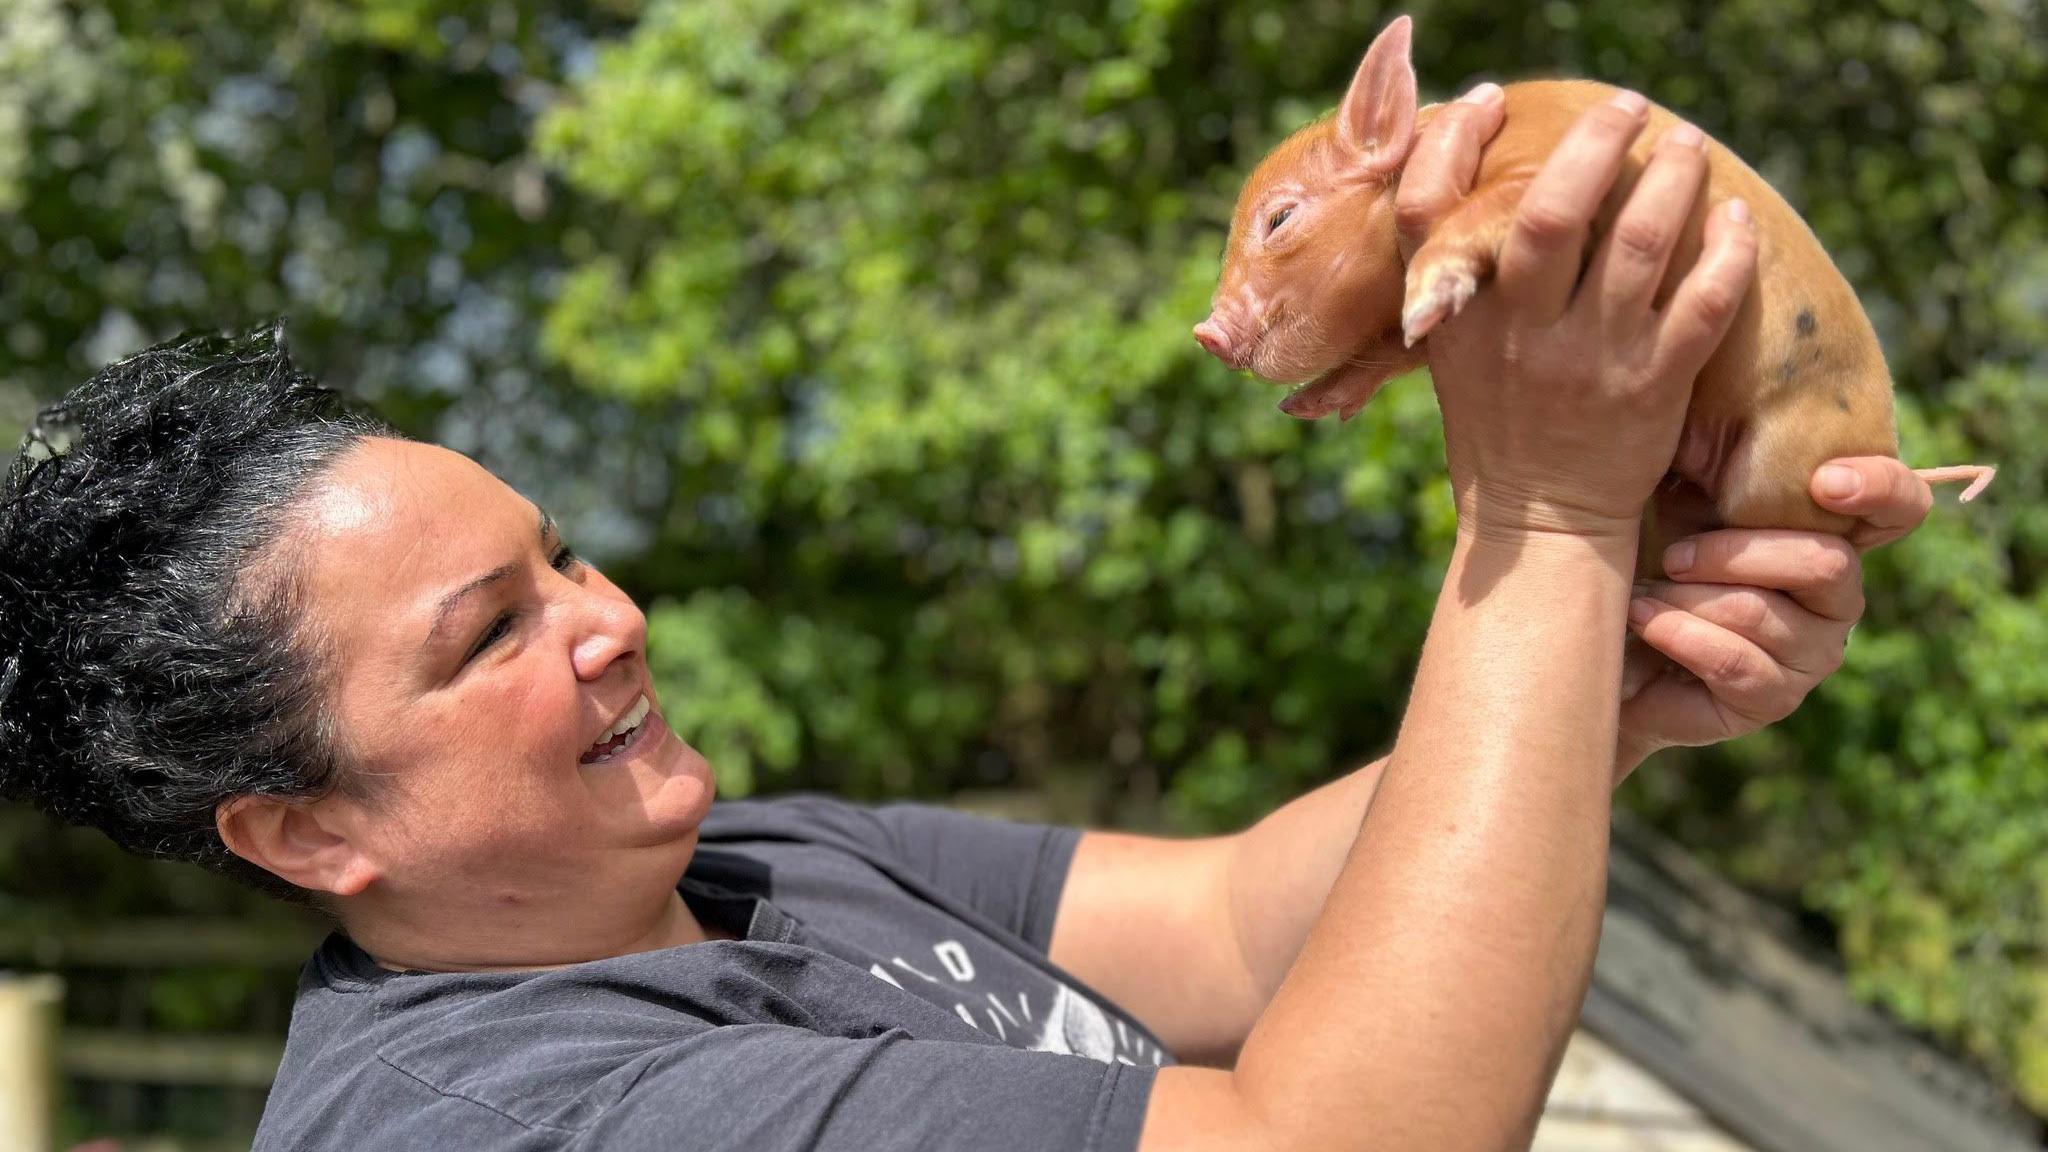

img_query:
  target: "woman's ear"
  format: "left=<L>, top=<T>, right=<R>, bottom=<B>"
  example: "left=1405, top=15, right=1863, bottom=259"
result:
left=1339, top=14, right=1419, bottom=177
left=217, top=794, right=380, bottom=897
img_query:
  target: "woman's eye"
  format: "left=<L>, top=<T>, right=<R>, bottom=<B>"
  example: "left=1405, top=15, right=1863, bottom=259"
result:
left=1267, top=206, right=1294, bottom=233
left=462, top=545, right=579, bottom=666
left=467, top=614, right=513, bottom=664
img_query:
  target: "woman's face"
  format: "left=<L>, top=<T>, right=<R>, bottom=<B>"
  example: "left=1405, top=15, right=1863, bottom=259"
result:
left=286, top=437, right=715, bottom=910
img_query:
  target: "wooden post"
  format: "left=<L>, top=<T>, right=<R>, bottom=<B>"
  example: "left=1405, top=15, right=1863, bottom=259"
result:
left=0, top=972, right=63, bottom=1152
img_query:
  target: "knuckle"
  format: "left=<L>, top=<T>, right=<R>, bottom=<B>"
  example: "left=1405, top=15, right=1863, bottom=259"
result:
left=1687, top=278, right=1743, bottom=321
left=1584, top=104, right=1643, bottom=137
left=1612, top=215, right=1673, bottom=260
left=1395, top=193, right=1450, bottom=234
left=1707, top=640, right=1753, bottom=687
left=1435, top=103, right=1489, bottom=137
left=1762, top=690, right=1801, bottom=725
left=1812, top=543, right=1857, bottom=587
left=1780, top=668, right=1818, bottom=713
left=1730, top=591, right=1770, bottom=633
left=1691, top=532, right=1733, bottom=574
left=1418, top=105, right=1473, bottom=143
left=1515, top=199, right=1580, bottom=245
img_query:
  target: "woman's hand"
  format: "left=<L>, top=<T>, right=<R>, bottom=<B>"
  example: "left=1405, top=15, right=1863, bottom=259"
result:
left=1616, top=456, right=1937, bottom=773
left=1419, top=92, right=1760, bottom=543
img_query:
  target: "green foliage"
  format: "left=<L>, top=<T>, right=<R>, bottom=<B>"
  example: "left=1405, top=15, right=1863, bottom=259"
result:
left=2, top=0, right=2044, bottom=1114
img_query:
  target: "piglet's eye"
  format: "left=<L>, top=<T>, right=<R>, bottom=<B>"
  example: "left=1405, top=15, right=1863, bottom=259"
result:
left=1267, top=207, right=1294, bottom=233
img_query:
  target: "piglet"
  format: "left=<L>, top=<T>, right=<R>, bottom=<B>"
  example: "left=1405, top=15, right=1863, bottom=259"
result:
left=1195, top=15, right=1993, bottom=541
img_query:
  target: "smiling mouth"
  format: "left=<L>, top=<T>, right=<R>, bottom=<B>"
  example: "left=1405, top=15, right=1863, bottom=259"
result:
left=581, top=694, right=654, bottom=765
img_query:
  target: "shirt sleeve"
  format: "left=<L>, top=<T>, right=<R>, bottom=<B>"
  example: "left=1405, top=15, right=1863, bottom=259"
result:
left=575, top=1024, right=1154, bottom=1152
left=864, top=801, right=1081, bottom=951
left=744, top=794, right=1082, bottom=951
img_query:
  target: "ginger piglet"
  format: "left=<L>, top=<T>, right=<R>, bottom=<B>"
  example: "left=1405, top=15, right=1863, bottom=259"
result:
left=1193, top=14, right=1995, bottom=551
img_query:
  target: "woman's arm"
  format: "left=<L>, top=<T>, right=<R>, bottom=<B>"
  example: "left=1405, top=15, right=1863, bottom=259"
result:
left=1122, top=90, right=1757, bottom=1152
left=1137, top=515, right=1637, bottom=1150
left=1054, top=453, right=1929, bottom=1068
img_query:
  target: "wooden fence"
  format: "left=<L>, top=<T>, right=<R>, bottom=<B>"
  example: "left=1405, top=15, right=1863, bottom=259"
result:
left=0, top=919, right=321, bottom=1151
left=0, top=973, right=63, bottom=1152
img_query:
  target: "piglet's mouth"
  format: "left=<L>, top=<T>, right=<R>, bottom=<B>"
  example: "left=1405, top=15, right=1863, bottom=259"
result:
left=1278, top=365, right=1390, bottom=423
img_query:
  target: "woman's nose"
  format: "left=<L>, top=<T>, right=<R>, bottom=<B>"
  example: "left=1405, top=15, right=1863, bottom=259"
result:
left=570, top=591, right=647, bottom=682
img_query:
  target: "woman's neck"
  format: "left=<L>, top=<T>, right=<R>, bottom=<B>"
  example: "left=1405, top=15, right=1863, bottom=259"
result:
left=348, top=886, right=735, bottom=974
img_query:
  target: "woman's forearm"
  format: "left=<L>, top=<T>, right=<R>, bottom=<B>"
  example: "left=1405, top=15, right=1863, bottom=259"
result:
left=1225, top=529, right=1633, bottom=1151
left=1224, top=685, right=1651, bottom=1030
left=1222, top=755, right=1387, bottom=1023
left=1142, top=75, right=1757, bottom=1151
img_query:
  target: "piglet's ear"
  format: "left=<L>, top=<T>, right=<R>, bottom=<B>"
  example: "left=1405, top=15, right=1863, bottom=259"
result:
left=1338, top=15, right=1418, bottom=176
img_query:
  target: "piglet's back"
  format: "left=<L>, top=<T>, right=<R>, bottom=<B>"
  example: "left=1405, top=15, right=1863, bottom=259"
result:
left=1429, top=79, right=1898, bottom=533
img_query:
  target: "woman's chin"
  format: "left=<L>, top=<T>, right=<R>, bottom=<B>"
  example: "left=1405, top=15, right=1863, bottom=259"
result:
left=582, top=712, right=718, bottom=837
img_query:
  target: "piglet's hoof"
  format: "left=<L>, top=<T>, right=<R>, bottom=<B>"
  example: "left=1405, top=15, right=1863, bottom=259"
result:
left=1401, top=258, right=1478, bottom=347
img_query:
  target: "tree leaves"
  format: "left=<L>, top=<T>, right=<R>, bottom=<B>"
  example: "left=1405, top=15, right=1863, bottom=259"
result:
left=2, top=0, right=2044, bottom=1110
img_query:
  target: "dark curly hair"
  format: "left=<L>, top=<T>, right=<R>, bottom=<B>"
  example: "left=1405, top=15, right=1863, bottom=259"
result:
left=0, top=320, right=399, bottom=895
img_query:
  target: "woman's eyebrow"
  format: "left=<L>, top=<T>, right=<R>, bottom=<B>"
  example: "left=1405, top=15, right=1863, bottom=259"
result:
left=427, top=564, right=517, bottom=645
left=426, top=509, right=554, bottom=645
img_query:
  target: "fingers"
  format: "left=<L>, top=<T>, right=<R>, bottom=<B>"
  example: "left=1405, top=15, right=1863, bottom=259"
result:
left=1494, top=90, right=1649, bottom=316
left=1651, top=198, right=1758, bottom=379
left=1619, top=666, right=1739, bottom=750
left=1395, top=84, right=1507, bottom=262
left=1584, top=122, right=1709, bottom=327
left=1619, top=575, right=1856, bottom=755
left=1633, top=581, right=1848, bottom=677
left=1621, top=634, right=1666, bottom=702
left=1626, top=599, right=1803, bottom=727
left=1811, top=456, right=1934, bottom=552
left=1620, top=524, right=1868, bottom=754
left=1660, top=528, right=1865, bottom=621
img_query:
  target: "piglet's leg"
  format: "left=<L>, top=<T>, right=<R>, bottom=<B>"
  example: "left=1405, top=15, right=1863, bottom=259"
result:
left=1402, top=175, right=1535, bottom=347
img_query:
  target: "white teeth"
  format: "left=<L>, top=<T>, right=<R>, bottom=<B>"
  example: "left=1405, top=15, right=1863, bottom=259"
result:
left=604, top=695, right=651, bottom=740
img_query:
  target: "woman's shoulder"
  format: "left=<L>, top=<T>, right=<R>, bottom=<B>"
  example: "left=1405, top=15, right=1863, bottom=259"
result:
left=697, top=789, right=903, bottom=846
left=262, top=931, right=928, bottom=1148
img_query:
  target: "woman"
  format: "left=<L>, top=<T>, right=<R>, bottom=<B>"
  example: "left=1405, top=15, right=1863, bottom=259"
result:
left=0, top=93, right=1932, bottom=1152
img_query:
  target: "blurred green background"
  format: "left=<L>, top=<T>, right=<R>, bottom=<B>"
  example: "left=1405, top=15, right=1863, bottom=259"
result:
left=0, top=0, right=2042, bottom=1145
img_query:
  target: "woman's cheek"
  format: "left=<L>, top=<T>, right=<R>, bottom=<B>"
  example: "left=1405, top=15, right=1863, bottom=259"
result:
left=479, top=646, right=580, bottom=764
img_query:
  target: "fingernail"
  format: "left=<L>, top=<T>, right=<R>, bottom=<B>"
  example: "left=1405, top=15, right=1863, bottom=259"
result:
left=1629, top=598, right=1658, bottom=626
left=1609, top=90, right=1648, bottom=116
left=1667, top=123, right=1704, bottom=150
left=1817, top=464, right=1861, bottom=500
left=1458, top=82, right=1504, bottom=105
left=1663, top=541, right=1696, bottom=574
left=1726, top=198, right=1751, bottom=225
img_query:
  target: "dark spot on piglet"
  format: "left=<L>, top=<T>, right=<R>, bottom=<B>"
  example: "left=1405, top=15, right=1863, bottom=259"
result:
left=1833, top=389, right=1851, bottom=413
left=1796, top=309, right=1818, bottom=338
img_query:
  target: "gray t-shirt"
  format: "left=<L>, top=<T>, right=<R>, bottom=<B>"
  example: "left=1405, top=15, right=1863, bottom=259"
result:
left=253, top=794, right=1169, bottom=1151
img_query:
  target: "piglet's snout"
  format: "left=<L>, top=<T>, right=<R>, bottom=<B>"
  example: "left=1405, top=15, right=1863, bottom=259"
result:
left=1193, top=315, right=1251, bottom=370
